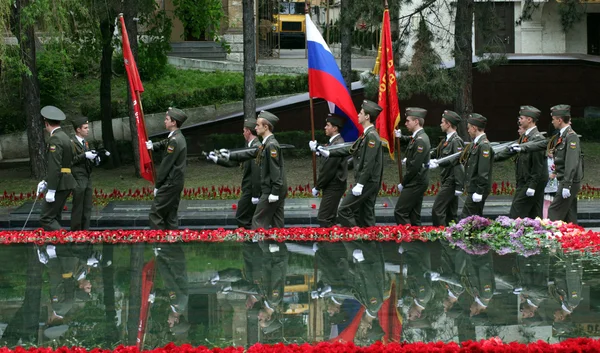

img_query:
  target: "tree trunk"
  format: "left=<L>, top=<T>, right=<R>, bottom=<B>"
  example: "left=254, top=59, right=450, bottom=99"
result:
left=100, top=16, right=121, bottom=168
left=243, top=0, right=256, bottom=121
left=340, top=0, right=353, bottom=91
left=11, top=0, right=45, bottom=179
left=453, top=0, right=474, bottom=141
left=124, top=0, right=142, bottom=177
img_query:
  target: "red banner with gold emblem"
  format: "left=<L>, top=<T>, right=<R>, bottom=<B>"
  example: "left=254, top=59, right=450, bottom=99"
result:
left=118, top=15, right=154, bottom=184
left=374, top=9, right=401, bottom=160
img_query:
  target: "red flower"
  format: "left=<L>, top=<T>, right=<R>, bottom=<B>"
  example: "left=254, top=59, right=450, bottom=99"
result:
left=311, top=204, right=316, bottom=209
left=231, top=204, right=237, bottom=210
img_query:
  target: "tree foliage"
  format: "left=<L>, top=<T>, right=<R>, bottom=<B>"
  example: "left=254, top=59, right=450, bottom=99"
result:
left=172, top=0, right=224, bottom=42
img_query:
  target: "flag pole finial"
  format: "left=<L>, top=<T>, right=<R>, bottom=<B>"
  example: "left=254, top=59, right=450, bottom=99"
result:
left=384, top=0, right=389, bottom=9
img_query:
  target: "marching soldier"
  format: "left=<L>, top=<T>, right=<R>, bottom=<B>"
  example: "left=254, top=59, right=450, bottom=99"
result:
left=145, top=107, right=188, bottom=230
left=70, top=117, right=96, bottom=230
left=37, top=106, right=77, bottom=231
left=317, top=100, right=383, bottom=227
left=545, top=105, right=582, bottom=223
left=495, top=106, right=547, bottom=219
left=428, top=110, right=465, bottom=226
left=252, top=111, right=288, bottom=230
left=460, top=114, right=494, bottom=218
left=393, top=107, right=431, bottom=225
left=308, top=114, right=349, bottom=227
left=208, top=118, right=261, bottom=229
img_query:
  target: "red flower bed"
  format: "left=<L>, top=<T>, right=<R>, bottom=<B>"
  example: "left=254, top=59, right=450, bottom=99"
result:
left=3, top=338, right=600, bottom=353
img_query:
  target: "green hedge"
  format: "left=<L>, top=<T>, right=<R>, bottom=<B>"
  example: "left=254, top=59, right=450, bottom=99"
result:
left=80, top=74, right=310, bottom=122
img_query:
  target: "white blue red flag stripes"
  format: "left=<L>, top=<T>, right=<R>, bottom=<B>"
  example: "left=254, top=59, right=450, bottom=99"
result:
left=306, top=14, right=362, bottom=140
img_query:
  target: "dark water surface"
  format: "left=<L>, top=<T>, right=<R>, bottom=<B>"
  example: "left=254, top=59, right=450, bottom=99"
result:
left=0, top=241, right=598, bottom=348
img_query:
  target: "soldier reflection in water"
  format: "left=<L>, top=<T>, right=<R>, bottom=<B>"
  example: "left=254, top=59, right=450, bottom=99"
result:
left=210, top=241, right=289, bottom=334
left=549, top=250, right=583, bottom=323
left=312, top=242, right=386, bottom=341
left=154, top=244, right=189, bottom=334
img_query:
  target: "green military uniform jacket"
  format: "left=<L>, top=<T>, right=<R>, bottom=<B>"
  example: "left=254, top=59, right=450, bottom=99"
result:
left=462, top=134, right=494, bottom=195
left=551, top=126, right=583, bottom=187
left=459, top=252, right=495, bottom=302
left=218, top=138, right=262, bottom=197
left=258, top=135, right=287, bottom=197
left=153, top=129, right=187, bottom=188
left=432, top=132, right=465, bottom=189
left=45, top=128, right=77, bottom=191
left=317, top=134, right=348, bottom=190
left=330, top=125, right=383, bottom=186
left=399, top=129, right=431, bottom=186
left=70, top=137, right=93, bottom=180
left=496, top=127, right=547, bottom=189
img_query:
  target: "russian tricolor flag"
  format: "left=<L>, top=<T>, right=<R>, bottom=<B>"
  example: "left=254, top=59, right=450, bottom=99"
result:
left=306, top=14, right=362, bottom=141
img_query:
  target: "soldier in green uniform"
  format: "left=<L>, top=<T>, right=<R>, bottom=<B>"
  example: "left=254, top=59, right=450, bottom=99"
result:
left=308, top=114, right=349, bottom=227
left=252, top=111, right=288, bottom=230
left=393, top=107, right=431, bottom=225
left=37, top=106, right=77, bottom=231
left=549, top=251, right=583, bottom=322
left=457, top=251, right=495, bottom=317
left=513, top=252, right=550, bottom=321
left=69, top=117, right=96, bottom=230
left=459, top=114, right=494, bottom=219
left=495, top=106, right=547, bottom=219
left=207, top=118, right=261, bottom=229
left=145, top=107, right=188, bottom=230
left=428, top=110, right=465, bottom=226
left=400, top=242, right=434, bottom=321
left=317, top=100, right=383, bottom=227
left=546, top=105, right=582, bottom=223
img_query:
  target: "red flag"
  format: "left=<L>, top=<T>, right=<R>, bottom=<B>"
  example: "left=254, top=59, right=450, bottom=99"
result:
left=137, top=260, right=156, bottom=350
left=374, top=9, right=401, bottom=160
left=378, top=281, right=403, bottom=343
left=328, top=306, right=366, bottom=343
left=119, top=15, right=154, bottom=184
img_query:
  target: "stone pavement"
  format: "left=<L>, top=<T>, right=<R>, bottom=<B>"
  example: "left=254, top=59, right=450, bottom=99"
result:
left=3, top=195, right=600, bottom=230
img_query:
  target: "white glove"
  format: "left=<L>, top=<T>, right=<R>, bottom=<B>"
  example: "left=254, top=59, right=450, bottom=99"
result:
left=251, top=197, right=259, bottom=205
left=207, top=151, right=218, bottom=163
left=104, top=151, right=111, bottom=156
left=472, top=193, right=483, bottom=203
left=45, top=190, right=56, bottom=203
left=562, top=188, right=571, bottom=199
left=268, top=194, right=279, bottom=203
left=312, top=187, right=319, bottom=197
left=397, top=183, right=404, bottom=192
left=401, top=158, right=407, bottom=166
left=455, top=190, right=463, bottom=196
left=428, top=159, right=439, bottom=169
left=309, top=140, right=318, bottom=152
left=153, top=188, right=158, bottom=196
left=85, top=151, right=98, bottom=160
left=509, top=144, right=521, bottom=153
left=394, top=129, right=402, bottom=138
left=352, top=183, right=363, bottom=196
left=316, top=146, right=330, bottom=158
left=145, top=140, right=153, bottom=150
left=36, top=180, right=47, bottom=195
left=526, top=188, right=535, bottom=197
left=219, top=149, right=230, bottom=161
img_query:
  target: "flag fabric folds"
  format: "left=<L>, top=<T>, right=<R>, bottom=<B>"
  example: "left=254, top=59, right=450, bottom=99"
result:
left=374, top=9, right=401, bottom=160
left=119, top=15, right=154, bottom=184
left=306, top=14, right=362, bottom=141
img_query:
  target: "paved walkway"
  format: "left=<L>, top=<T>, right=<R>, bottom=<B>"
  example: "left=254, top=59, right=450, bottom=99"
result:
left=3, top=195, right=600, bottom=230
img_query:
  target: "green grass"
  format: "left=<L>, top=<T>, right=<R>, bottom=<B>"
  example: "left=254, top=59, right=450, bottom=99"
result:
left=3, top=141, right=600, bottom=196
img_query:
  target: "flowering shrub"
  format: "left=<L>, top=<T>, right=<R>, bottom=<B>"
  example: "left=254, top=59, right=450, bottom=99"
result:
left=0, top=216, right=597, bottom=256
left=3, top=338, right=600, bottom=352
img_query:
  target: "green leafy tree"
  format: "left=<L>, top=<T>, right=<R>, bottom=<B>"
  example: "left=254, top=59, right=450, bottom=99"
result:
left=172, top=0, right=224, bottom=41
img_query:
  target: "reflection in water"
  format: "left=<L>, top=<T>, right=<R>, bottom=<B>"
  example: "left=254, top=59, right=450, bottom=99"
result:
left=0, top=241, right=598, bottom=348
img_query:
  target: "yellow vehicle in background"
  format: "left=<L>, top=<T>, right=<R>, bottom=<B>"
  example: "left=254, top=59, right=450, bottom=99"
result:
left=273, top=1, right=306, bottom=49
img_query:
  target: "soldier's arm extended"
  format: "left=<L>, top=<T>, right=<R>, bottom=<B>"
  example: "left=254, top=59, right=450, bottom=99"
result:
left=46, top=136, right=63, bottom=191
left=403, top=139, right=429, bottom=186
left=520, top=138, right=548, bottom=153
left=562, top=134, right=581, bottom=187
left=357, top=137, right=382, bottom=185
left=316, top=155, right=342, bottom=190
left=155, top=138, right=179, bottom=188
left=475, top=145, right=493, bottom=195
left=268, top=145, right=284, bottom=195
left=328, top=145, right=351, bottom=158
left=494, top=146, right=515, bottom=162
left=229, top=148, right=259, bottom=162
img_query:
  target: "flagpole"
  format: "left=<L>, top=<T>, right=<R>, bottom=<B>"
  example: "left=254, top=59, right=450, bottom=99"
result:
left=306, top=4, right=317, bottom=186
